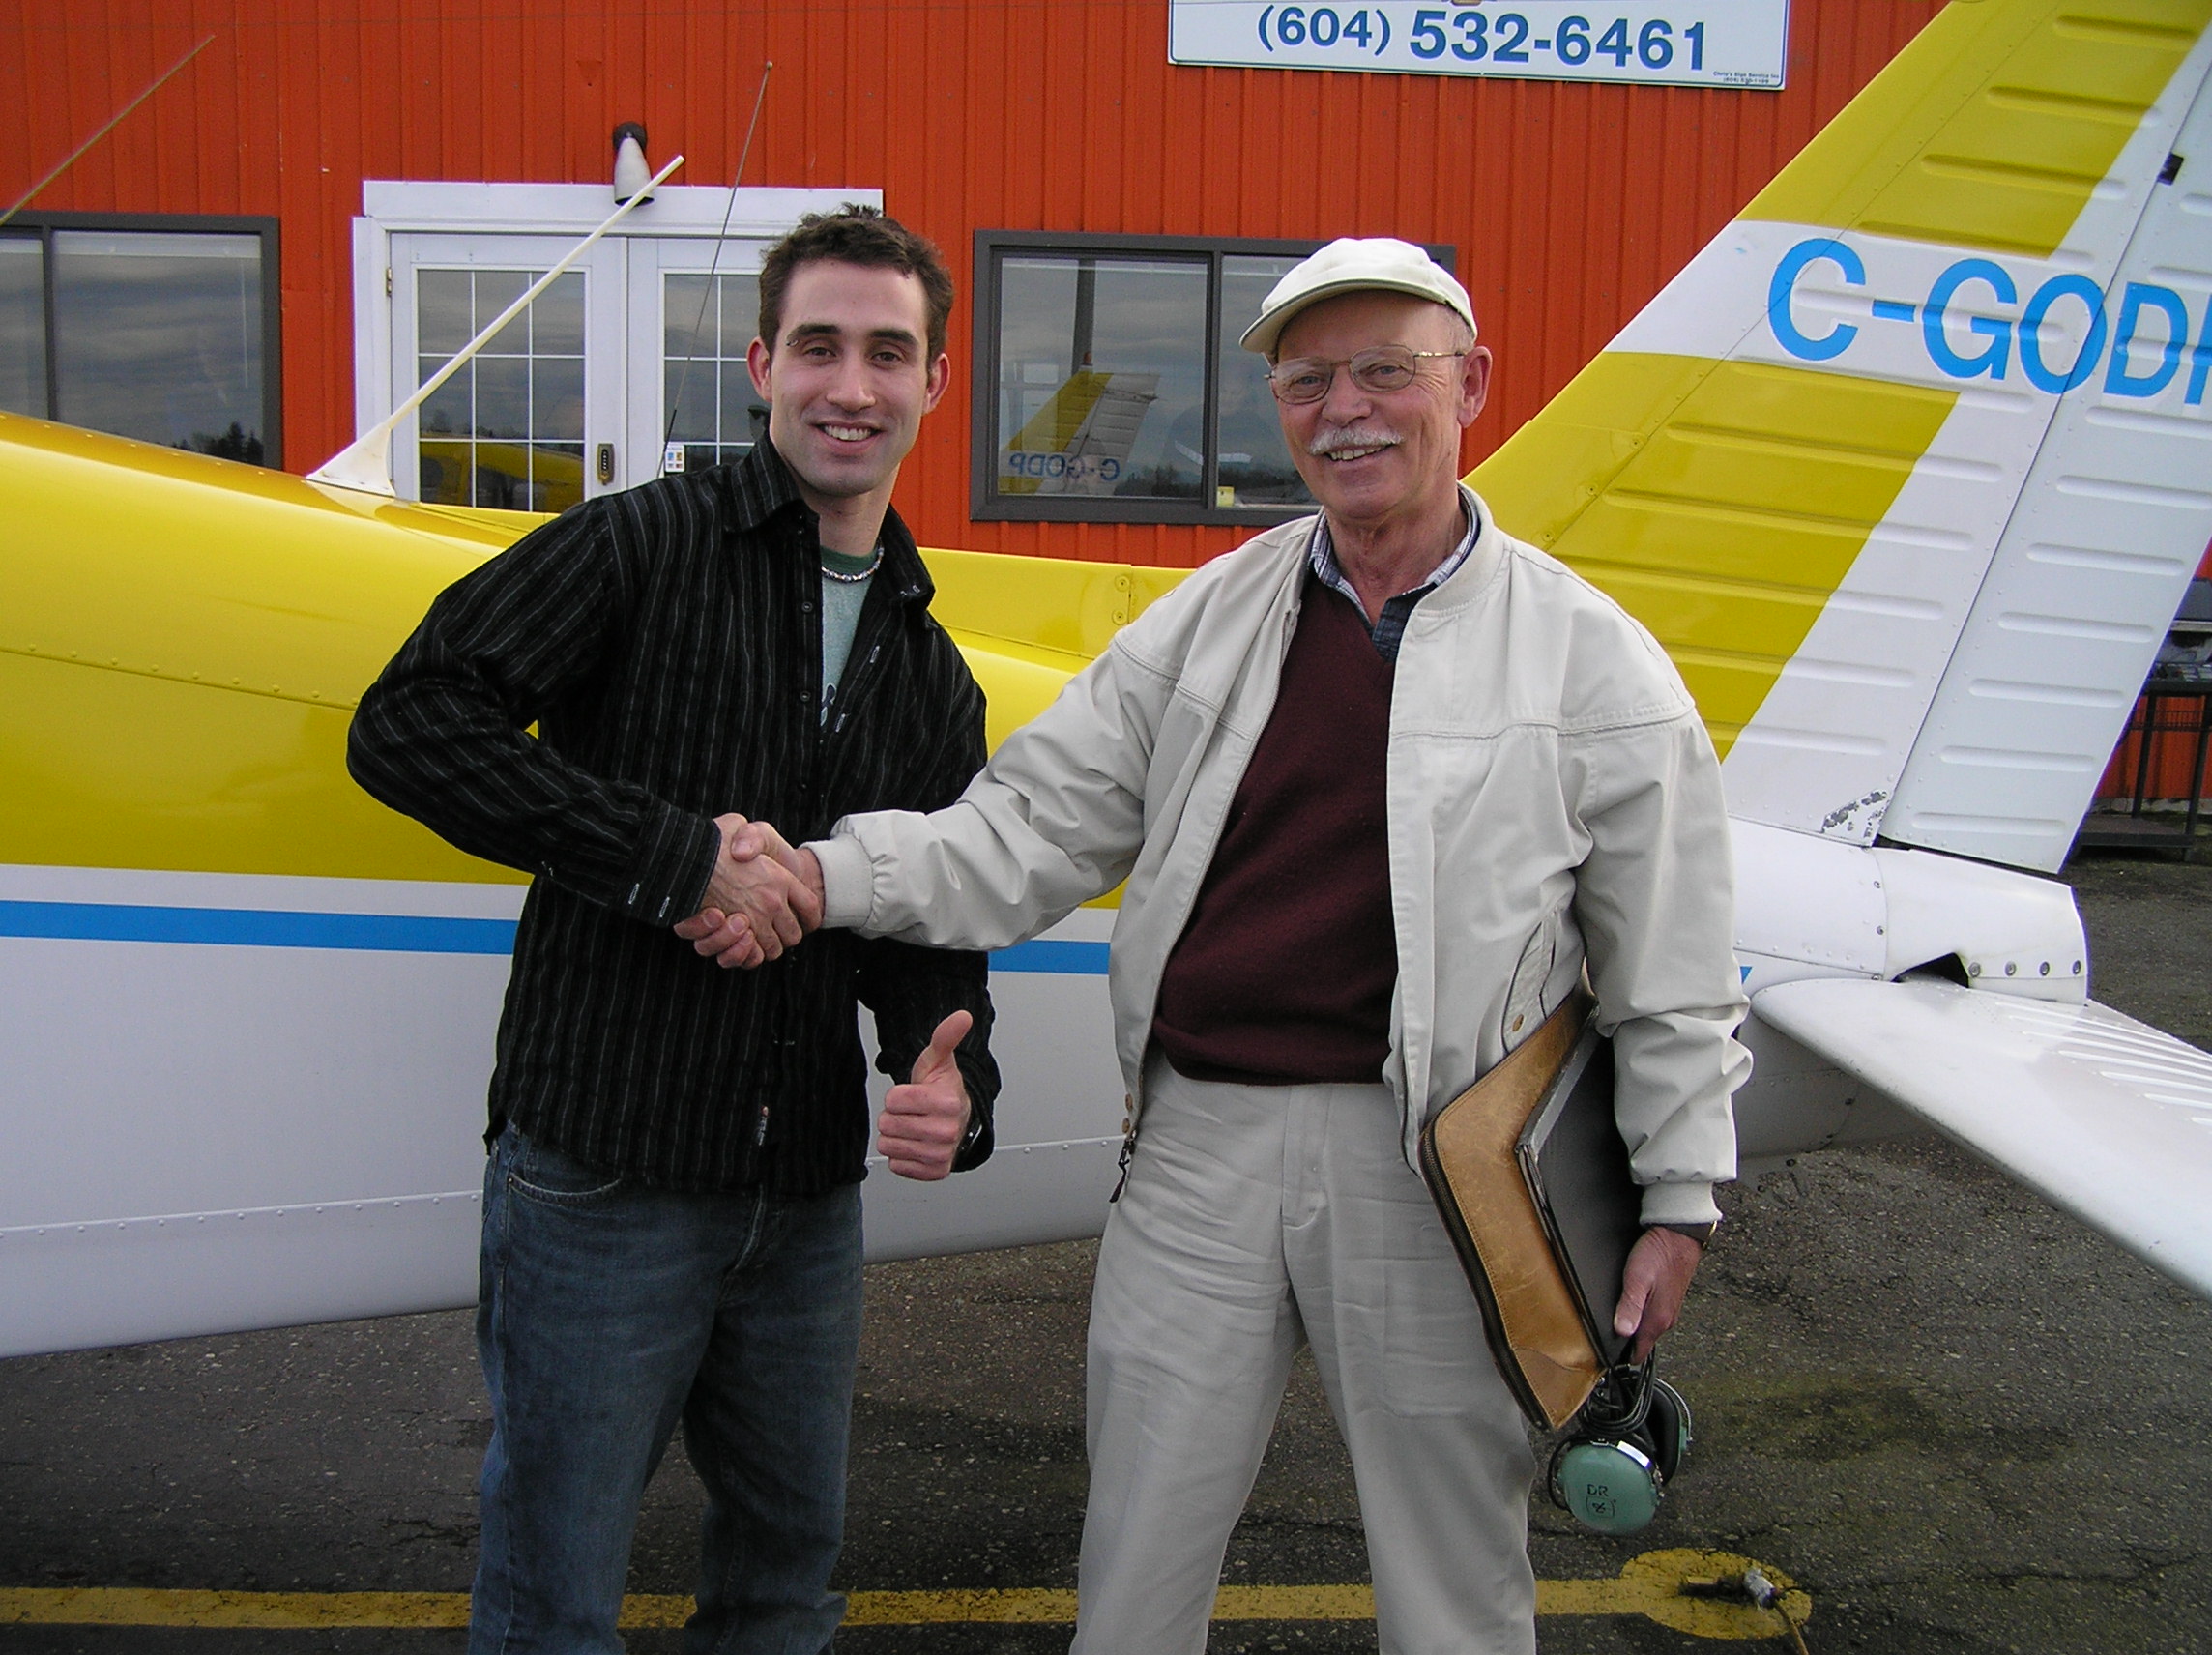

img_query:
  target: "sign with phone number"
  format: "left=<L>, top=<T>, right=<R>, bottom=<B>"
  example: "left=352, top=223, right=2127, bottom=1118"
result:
left=1169, top=1, right=1789, bottom=89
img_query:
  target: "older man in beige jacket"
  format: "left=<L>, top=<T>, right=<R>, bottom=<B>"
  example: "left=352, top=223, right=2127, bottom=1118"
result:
left=688, top=239, right=1749, bottom=1655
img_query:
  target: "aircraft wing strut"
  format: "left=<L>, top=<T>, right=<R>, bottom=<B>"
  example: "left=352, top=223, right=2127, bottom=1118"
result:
left=1752, top=977, right=2212, bottom=1299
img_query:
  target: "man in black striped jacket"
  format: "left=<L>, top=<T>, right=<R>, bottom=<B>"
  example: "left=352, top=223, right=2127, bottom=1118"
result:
left=348, top=207, right=997, bottom=1655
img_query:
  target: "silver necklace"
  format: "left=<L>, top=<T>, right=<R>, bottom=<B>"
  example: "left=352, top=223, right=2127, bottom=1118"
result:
left=821, top=545, right=883, bottom=584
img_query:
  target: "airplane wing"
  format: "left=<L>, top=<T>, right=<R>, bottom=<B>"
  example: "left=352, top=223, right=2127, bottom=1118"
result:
left=1752, top=976, right=2212, bottom=1298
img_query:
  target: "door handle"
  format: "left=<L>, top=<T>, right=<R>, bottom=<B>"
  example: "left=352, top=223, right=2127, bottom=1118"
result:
left=596, top=443, right=615, bottom=485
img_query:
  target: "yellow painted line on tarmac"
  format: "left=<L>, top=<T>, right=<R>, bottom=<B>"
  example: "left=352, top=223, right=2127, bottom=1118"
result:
left=0, top=1589, right=472, bottom=1629
left=0, top=1549, right=1809, bottom=1641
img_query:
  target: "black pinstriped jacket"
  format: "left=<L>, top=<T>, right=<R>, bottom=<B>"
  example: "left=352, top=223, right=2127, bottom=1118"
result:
left=347, top=441, right=998, bottom=1197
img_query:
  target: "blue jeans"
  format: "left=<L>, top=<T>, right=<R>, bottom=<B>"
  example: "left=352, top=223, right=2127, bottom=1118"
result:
left=469, top=1125, right=863, bottom=1655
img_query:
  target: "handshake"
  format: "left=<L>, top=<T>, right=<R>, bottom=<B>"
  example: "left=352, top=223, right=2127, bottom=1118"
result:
left=676, top=813, right=826, bottom=969
left=679, top=813, right=975, bottom=1182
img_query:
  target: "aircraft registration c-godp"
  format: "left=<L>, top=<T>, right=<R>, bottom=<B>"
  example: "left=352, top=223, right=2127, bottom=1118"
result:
left=5, top=0, right=2212, bottom=1359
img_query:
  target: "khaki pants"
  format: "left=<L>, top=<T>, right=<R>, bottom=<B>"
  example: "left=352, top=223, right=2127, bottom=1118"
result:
left=1071, top=1058, right=1538, bottom=1655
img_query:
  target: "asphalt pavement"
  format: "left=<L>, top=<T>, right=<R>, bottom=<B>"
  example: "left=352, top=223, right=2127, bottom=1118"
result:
left=3, top=848, right=2209, bottom=1653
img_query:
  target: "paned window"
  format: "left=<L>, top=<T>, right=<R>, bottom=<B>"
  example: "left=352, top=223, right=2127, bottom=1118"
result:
left=662, top=270, right=763, bottom=474
left=416, top=268, right=586, bottom=512
left=974, top=233, right=1453, bottom=526
left=0, top=215, right=279, bottom=466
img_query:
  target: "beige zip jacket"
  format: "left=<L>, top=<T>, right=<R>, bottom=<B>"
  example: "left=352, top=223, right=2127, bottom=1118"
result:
left=813, top=490, right=1748, bottom=1224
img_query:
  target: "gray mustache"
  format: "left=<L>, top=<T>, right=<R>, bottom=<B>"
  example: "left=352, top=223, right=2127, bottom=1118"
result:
left=1307, top=425, right=1401, bottom=457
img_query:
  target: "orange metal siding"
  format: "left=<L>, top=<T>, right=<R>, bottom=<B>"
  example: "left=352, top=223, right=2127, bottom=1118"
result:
left=2097, top=701, right=2211, bottom=806
left=2, top=0, right=1940, bottom=566
left=2091, top=543, right=2212, bottom=803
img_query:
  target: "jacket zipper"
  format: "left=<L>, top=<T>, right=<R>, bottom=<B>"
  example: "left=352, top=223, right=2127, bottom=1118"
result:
left=1109, top=1093, right=1137, bottom=1202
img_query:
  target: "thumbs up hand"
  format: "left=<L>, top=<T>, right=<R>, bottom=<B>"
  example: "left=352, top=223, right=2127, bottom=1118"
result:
left=877, top=1010, right=974, bottom=1182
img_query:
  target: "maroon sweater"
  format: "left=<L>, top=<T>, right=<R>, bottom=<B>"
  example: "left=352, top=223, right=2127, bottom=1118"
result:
left=1152, top=574, right=1397, bottom=1084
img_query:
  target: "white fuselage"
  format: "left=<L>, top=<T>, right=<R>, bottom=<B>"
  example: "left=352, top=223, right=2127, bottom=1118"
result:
left=0, top=816, right=2086, bottom=1357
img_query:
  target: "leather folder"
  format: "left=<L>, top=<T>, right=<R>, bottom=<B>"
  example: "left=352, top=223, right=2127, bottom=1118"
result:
left=1416, top=990, right=1641, bottom=1432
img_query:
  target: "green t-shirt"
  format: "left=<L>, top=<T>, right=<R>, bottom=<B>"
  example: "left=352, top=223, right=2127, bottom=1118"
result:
left=819, top=547, right=878, bottom=723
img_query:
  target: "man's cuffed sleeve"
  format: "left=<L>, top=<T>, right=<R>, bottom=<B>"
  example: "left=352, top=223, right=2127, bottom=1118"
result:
left=812, top=834, right=879, bottom=930
left=1637, top=1178, right=1722, bottom=1228
left=621, top=805, right=723, bottom=927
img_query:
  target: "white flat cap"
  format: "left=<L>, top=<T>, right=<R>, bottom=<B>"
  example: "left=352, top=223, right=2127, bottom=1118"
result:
left=1239, top=237, right=1475, bottom=357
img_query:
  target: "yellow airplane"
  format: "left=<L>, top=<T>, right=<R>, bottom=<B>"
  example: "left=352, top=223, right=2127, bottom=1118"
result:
left=5, top=0, right=2212, bottom=1357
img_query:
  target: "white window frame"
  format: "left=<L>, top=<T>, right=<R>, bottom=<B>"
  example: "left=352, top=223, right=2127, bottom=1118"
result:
left=350, top=181, right=878, bottom=496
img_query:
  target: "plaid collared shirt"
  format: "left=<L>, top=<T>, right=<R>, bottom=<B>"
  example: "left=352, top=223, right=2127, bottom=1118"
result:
left=349, top=441, right=998, bottom=1196
left=1305, top=497, right=1480, bottom=662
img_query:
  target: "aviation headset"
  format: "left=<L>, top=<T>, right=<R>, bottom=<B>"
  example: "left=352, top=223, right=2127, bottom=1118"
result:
left=1546, top=1360, right=1691, bottom=1535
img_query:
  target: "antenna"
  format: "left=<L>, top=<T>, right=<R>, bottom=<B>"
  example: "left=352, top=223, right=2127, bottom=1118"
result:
left=662, top=61, right=774, bottom=476
left=309, top=151, right=686, bottom=498
left=0, top=35, right=215, bottom=229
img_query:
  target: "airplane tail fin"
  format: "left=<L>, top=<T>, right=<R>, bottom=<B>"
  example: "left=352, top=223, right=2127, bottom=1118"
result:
left=1471, top=0, right=2212, bottom=871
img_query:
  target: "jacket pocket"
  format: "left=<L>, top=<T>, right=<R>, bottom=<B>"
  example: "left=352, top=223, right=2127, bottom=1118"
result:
left=1499, top=908, right=1560, bottom=1052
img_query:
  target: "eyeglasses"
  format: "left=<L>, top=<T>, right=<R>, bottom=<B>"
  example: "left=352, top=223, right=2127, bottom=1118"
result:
left=1266, top=346, right=1467, bottom=404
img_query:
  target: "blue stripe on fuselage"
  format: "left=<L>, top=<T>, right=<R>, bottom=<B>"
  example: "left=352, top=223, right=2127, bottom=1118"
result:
left=0, top=899, right=519, bottom=954
left=986, top=938, right=1112, bottom=974
left=0, top=900, right=1112, bottom=973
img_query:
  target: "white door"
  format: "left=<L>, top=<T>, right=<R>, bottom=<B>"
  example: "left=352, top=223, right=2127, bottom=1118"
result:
left=362, top=184, right=874, bottom=500
left=387, top=233, right=781, bottom=505
left=388, top=233, right=626, bottom=509
left=626, top=236, right=771, bottom=485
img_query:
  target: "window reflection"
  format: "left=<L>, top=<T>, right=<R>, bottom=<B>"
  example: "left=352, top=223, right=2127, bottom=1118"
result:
left=416, top=268, right=585, bottom=513
left=663, top=271, right=762, bottom=474
left=51, top=230, right=264, bottom=462
left=980, top=239, right=1345, bottom=520
left=1217, top=256, right=1313, bottom=508
left=0, top=236, right=43, bottom=418
left=997, top=255, right=1207, bottom=502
